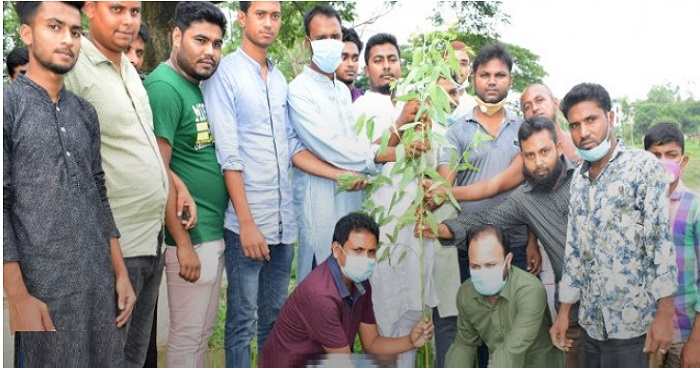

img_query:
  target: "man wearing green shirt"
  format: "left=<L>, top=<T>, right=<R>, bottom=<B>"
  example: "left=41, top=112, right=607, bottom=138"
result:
left=446, top=225, right=563, bottom=368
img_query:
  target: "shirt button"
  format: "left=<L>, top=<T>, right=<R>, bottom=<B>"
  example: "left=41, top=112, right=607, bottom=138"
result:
left=56, top=106, right=60, bottom=112
left=60, top=127, right=66, bottom=133
left=66, top=151, right=71, bottom=157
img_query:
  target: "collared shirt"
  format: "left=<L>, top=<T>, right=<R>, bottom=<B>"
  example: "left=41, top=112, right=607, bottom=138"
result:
left=288, top=66, right=378, bottom=281
left=65, top=36, right=168, bottom=258
left=446, top=267, right=564, bottom=368
left=669, top=181, right=700, bottom=342
left=443, top=155, right=576, bottom=282
left=201, top=48, right=303, bottom=245
left=260, top=256, right=375, bottom=368
left=559, top=141, right=678, bottom=340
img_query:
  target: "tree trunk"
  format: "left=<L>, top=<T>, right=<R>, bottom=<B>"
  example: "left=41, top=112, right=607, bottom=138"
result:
left=141, top=1, right=179, bottom=73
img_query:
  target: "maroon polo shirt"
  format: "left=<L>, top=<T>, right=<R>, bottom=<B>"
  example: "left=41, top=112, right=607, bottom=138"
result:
left=260, top=255, right=376, bottom=368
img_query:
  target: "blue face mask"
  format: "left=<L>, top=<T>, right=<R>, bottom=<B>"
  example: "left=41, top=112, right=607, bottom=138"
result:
left=339, top=247, right=376, bottom=283
left=309, top=38, right=344, bottom=74
left=577, top=123, right=612, bottom=162
left=470, top=260, right=508, bottom=296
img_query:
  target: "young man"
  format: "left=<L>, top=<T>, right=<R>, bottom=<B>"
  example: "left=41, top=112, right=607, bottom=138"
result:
left=419, top=116, right=582, bottom=366
left=446, top=225, right=563, bottom=367
left=644, top=123, right=699, bottom=368
left=64, top=2, right=184, bottom=366
left=145, top=2, right=228, bottom=366
left=125, top=22, right=148, bottom=75
left=202, top=2, right=354, bottom=366
left=4, top=2, right=134, bottom=366
left=449, top=40, right=476, bottom=122
left=6, top=46, right=29, bottom=82
left=335, top=26, right=363, bottom=102
left=260, top=213, right=434, bottom=368
left=288, top=5, right=419, bottom=282
left=551, top=83, right=677, bottom=368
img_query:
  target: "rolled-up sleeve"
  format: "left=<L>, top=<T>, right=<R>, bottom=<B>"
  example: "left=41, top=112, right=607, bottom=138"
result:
left=286, top=111, right=306, bottom=159
left=287, top=82, right=378, bottom=175
left=202, top=66, right=244, bottom=173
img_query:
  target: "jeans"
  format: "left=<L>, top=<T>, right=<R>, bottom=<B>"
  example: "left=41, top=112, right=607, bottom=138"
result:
left=123, top=251, right=165, bottom=368
left=580, top=330, right=648, bottom=368
left=223, top=230, right=294, bottom=368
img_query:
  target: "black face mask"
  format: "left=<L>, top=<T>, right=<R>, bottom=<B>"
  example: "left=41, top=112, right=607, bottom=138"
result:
left=523, top=156, right=564, bottom=192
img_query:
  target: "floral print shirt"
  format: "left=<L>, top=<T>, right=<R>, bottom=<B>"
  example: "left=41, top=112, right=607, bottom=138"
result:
left=559, top=141, right=678, bottom=340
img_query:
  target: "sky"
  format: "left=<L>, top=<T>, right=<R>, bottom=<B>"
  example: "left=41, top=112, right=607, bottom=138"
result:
left=353, top=1, right=700, bottom=101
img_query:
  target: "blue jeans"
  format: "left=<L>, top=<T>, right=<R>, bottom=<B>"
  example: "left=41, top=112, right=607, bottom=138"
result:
left=223, top=230, right=294, bottom=368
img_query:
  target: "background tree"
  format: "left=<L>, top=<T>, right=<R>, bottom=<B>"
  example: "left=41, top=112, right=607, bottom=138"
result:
left=632, top=83, right=700, bottom=140
left=141, top=1, right=179, bottom=72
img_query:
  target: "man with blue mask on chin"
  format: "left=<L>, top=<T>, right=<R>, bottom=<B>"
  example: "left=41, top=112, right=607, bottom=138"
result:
left=446, top=225, right=563, bottom=367
left=260, top=213, right=434, bottom=367
left=288, top=5, right=420, bottom=283
left=551, top=83, right=677, bottom=368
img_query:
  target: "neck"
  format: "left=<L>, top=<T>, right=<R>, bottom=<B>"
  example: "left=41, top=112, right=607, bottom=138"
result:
left=589, top=135, right=617, bottom=175
left=24, top=65, right=64, bottom=103
left=487, top=295, right=499, bottom=304
left=166, top=58, right=198, bottom=85
left=310, top=62, right=334, bottom=80
left=241, top=38, right=269, bottom=67
left=87, top=34, right=122, bottom=68
left=474, top=107, right=505, bottom=124
left=669, top=180, right=680, bottom=196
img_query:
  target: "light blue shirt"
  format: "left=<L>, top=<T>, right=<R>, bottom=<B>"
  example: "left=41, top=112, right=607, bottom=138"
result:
left=288, top=66, right=379, bottom=281
left=201, top=48, right=304, bottom=245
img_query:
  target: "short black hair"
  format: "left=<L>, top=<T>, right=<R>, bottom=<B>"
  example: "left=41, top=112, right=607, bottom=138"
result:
left=15, top=1, right=84, bottom=25
left=518, top=116, right=559, bottom=146
left=472, top=43, right=513, bottom=75
left=364, top=32, right=400, bottom=66
left=175, top=1, right=227, bottom=37
left=342, top=26, right=363, bottom=54
left=137, top=23, right=149, bottom=44
left=6, top=47, right=29, bottom=79
left=332, top=213, right=379, bottom=247
left=303, top=4, right=341, bottom=38
left=644, top=122, right=685, bottom=154
left=467, top=224, right=511, bottom=256
left=239, top=1, right=280, bottom=14
left=560, top=83, right=612, bottom=120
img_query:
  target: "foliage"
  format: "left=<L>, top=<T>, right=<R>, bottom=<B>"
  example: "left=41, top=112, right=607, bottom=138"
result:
left=429, top=1, right=509, bottom=39
left=3, top=2, right=21, bottom=83
left=632, top=84, right=700, bottom=140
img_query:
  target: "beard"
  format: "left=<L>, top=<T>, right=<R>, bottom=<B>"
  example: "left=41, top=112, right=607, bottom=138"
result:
left=376, top=83, right=392, bottom=95
left=523, top=156, right=564, bottom=192
left=177, top=51, right=217, bottom=81
left=37, top=52, right=76, bottom=75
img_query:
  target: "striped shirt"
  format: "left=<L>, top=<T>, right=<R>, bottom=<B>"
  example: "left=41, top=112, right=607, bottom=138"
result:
left=669, top=181, right=700, bottom=343
left=442, top=155, right=575, bottom=282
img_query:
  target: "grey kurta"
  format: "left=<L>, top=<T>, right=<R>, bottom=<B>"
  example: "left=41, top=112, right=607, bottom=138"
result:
left=3, top=74, right=124, bottom=367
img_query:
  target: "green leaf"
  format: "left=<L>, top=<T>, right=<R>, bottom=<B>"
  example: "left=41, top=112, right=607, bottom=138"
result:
left=398, top=165, right=416, bottom=190
left=399, top=121, right=421, bottom=131
left=394, top=92, right=420, bottom=102
left=397, top=249, right=408, bottom=264
left=354, top=113, right=366, bottom=135
left=366, top=117, right=375, bottom=141
left=426, top=210, right=439, bottom=235
left=446, top=189, right=461, bottom=210
left=378, top=248, right=390, bottom=264
left=379, top=129, right=391, bottom=156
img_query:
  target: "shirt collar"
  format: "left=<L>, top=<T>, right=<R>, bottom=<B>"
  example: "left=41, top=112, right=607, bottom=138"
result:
left=327, top=255, right=366, bottom=303
left=14, top=73, right=67, bottom=103
left=522, top=155, right=576, bottom=193
left=670, top=180, right=689, bottom=202
left=235, top=47, right=276, bottom=72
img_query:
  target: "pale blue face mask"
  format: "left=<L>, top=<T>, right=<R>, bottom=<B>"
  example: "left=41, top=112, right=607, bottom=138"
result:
left=309, top=38, right=344, bottom=74
left=577, top=122, right=612, bottom=162
left=339, top=247, right=376, bottom=283
left=470, top=260, right=508, bottom=296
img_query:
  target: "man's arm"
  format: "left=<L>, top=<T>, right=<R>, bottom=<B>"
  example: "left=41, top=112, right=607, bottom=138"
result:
left=681, top=312, right=700, bottom=367
left=491, top=282, right=549, bottom=368
left=435, top=154, right=524, bottom=204
left=357, top=319, right=433, bottom=355
left=291, top=149, right=366, bottom=191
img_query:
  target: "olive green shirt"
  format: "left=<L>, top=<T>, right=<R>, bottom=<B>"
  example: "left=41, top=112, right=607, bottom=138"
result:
left=65, top=37, right=168, bottom=258
left=446, top=267, right=564, bottom=368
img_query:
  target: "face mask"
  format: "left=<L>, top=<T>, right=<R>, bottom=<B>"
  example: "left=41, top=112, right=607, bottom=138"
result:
left=470, top=260, right=508, bottom=296
left=338, top=247, right=376, bottom=283
left=661, top=158, right=682, bottom=183
left=473, top=95, right=507, bottom=116
left=309, top=38, right=344, bottom=74
left=576, top=123, right=611, bottom=162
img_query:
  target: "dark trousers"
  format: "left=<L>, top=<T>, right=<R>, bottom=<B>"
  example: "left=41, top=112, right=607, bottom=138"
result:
left=580, top=330, right=648, bottom=368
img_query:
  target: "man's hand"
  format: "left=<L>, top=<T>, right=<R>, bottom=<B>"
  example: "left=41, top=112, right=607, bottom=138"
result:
left=335, top=171, right=370, bottom=192
left=643, top=308, right=673, bottom=355
left=409, top=318, right=434, bottom=348
left=177, top=244, right=201, bottom=282
left=395, top=100, right=421, bottom=128
left=681, top=336, right=700, bottom=368
left=174, top=177, right=198, bottom=230
left=414, top=223, right=452, bottom=240
left=526, top=242, right=542, bottom=275
left=550, top=312, right=573, bottom=352
left=240, top=222, right=270, bottom=262
left=405, top=139, right=431, bottom=159
left=114, top=272, right=136, bottom=328
left=7, top=293, right=54, bottom=334
left=421, top=179, right=448, bottom=211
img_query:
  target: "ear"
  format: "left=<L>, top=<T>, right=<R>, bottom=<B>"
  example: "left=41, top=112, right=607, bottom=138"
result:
left=556, top=140, right=564, bottom=156
left=83, top=1, right=96, bottom=20
left=172, top=27, right=182, bottom=48
left=608, top=110, right=616, bottom=127
left=237, top=10, right=245, bottom=29
left=331, top=242, right=341, bottom=259
left=680, top=155, right=689, bottom=170
left=304, top=37, right=312, bottom=54
left=504, top=252, right=513, bottom=269
left=19, top=24, right=33, bottom=47
left=364, top=64, right=369, bottom=75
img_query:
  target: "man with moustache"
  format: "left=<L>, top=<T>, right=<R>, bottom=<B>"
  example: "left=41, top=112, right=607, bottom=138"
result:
left=521, top=84, right=579, bottom=161
left=551, top=83, right=677, bottom=368
left=4, top=2, right=133, bottom=366
left=336, top=26, right=363, bottom=102
left=145, top=2, right=228, bottom=366
left=419, top=116, right=583, bottom=366
left=449, top=40, right=476, bottom=123
left=64, top=2, right=177, bottom=366
left=125, top=23, right=148, bottom=76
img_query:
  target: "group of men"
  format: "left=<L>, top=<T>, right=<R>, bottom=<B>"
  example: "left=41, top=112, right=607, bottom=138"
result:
left=3, top=2, right=699, bottom=368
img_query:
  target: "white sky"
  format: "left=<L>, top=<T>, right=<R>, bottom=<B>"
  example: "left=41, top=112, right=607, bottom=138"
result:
left=353, top=0, right=700, bottom=102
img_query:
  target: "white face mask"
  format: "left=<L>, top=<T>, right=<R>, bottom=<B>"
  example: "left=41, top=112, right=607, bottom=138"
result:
left=309, top=38, right=344, bottom=74
left=338, top=247, right=376, bottom=283
left=470, top=259, right=509, bottom=296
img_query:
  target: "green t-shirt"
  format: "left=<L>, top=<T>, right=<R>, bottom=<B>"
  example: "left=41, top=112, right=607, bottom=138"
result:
left=145, top=63, right=227, bottom=246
